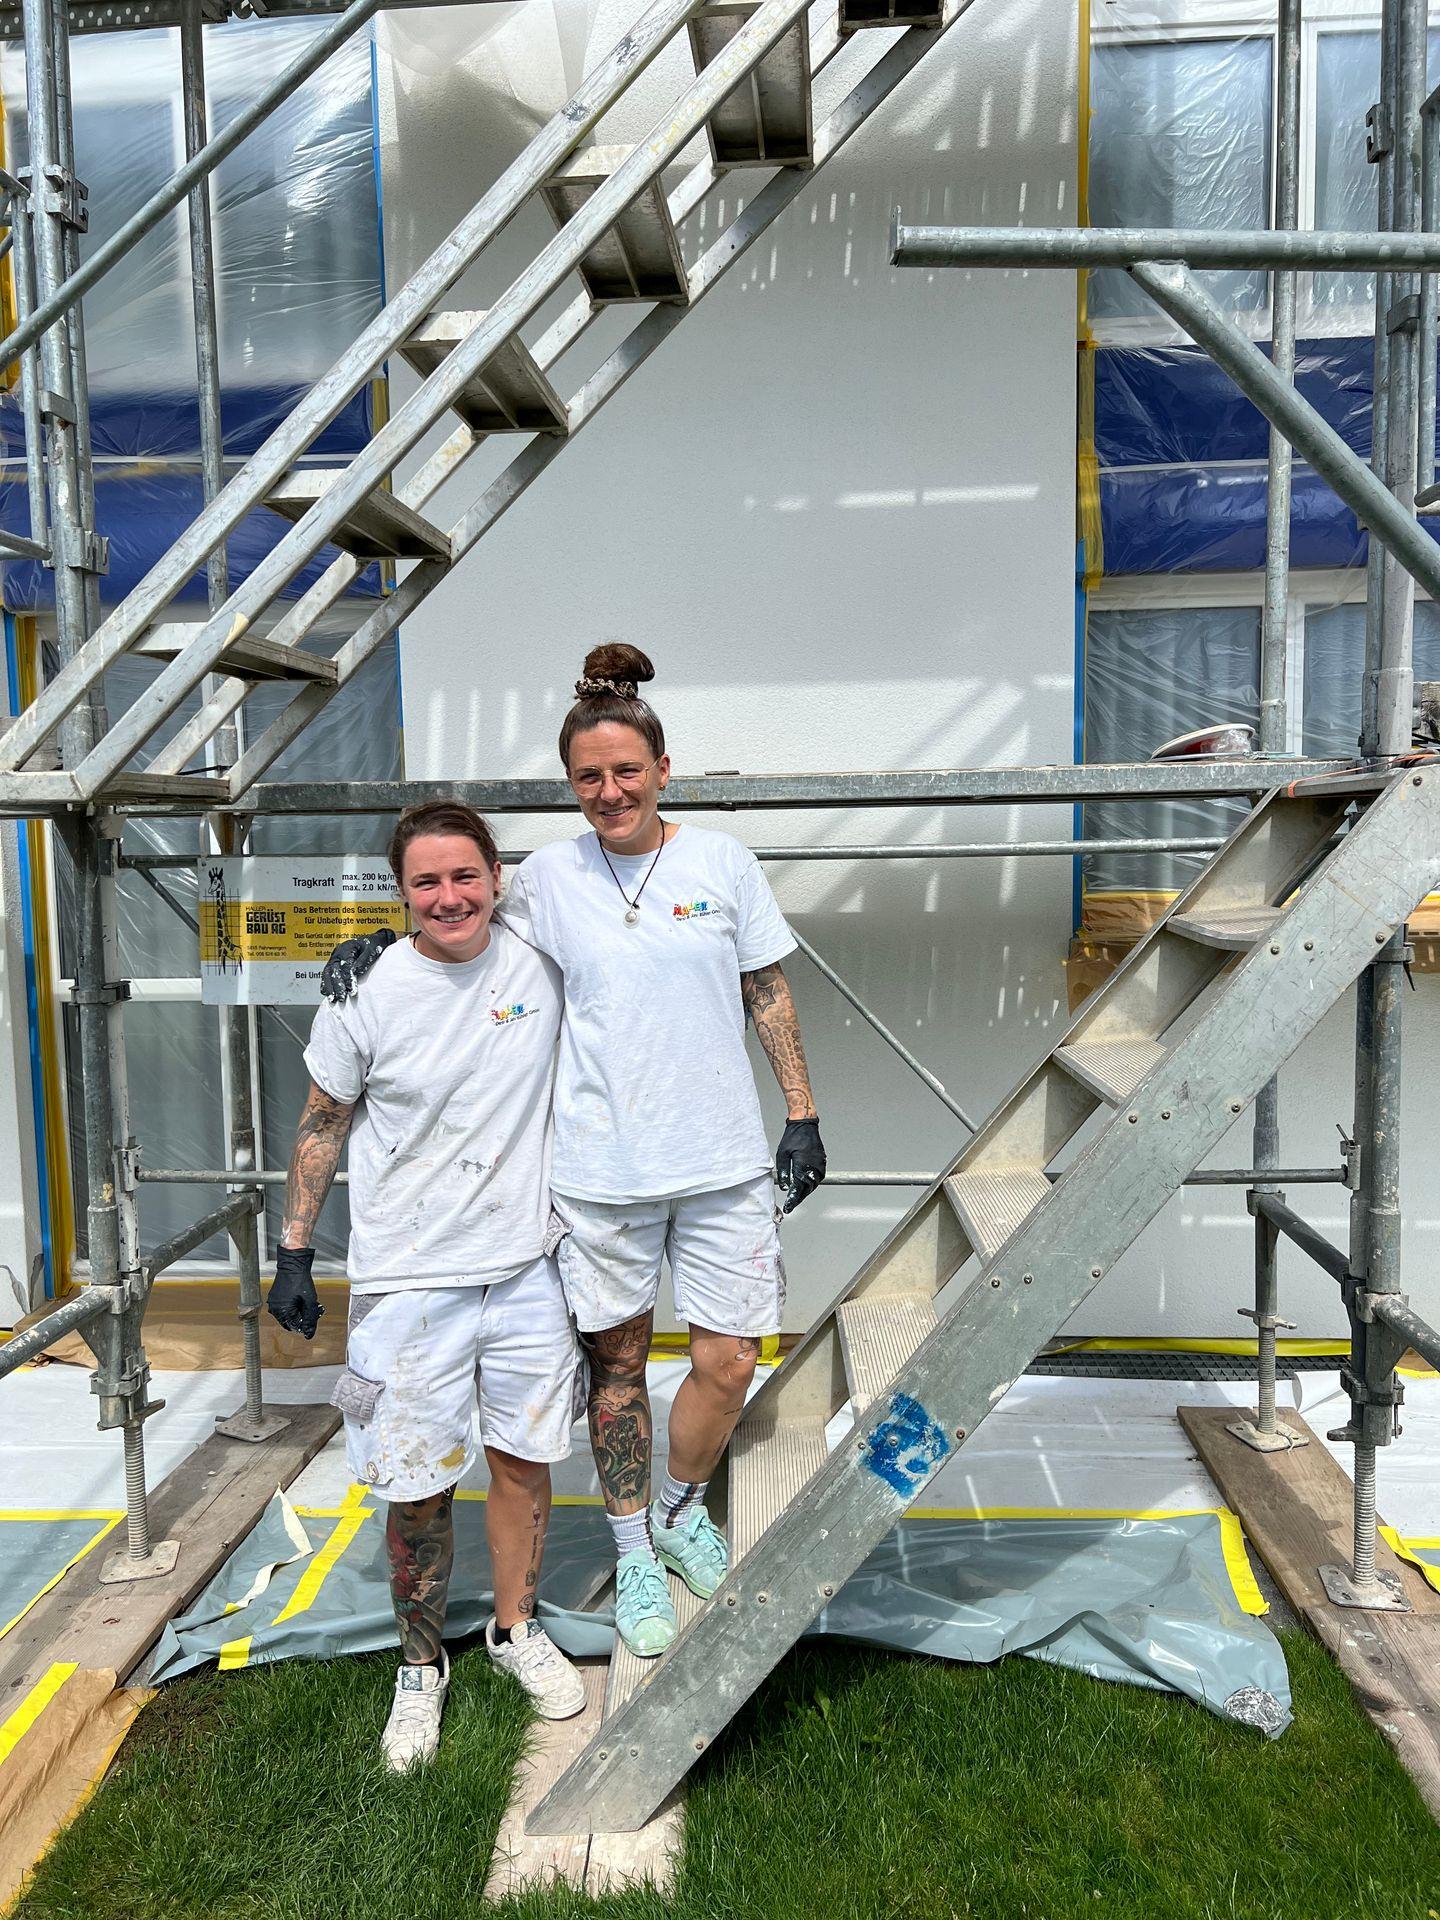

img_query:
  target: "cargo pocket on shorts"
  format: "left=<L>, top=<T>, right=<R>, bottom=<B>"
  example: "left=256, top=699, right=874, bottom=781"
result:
left=331, top=1367, right=386, bottom=1424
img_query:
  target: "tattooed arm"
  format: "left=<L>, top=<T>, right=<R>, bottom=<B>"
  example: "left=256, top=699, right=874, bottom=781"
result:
left=281, top=1079, right=355, bottom=1249
left=740, top=962, right=817, bottom=1120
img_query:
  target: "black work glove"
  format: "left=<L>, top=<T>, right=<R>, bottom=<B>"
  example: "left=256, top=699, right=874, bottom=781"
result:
left=267, top=1245, right=324, bottom=1340
left=775, top=1117, right=826, bottom=1214
left=320, top=927, right=396, bottom=1004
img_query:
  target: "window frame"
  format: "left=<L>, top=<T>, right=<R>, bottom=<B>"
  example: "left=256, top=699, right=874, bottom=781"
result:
left=1087, top=3, right=1407, bottom=349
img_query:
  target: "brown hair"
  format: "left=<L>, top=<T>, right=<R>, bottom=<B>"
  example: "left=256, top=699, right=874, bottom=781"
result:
left=558, top=643, right=666, bottom=771
left=387, top=800, right=499, bottom=885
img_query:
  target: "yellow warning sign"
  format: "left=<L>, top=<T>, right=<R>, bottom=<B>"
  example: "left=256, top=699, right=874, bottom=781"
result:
left=198, top=899, right=408, bottom=965
left=197, top=857, right=408, bottom=1005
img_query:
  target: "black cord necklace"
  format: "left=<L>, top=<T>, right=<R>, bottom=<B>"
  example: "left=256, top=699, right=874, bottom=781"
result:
left=598, top=819, right=669, bottom=926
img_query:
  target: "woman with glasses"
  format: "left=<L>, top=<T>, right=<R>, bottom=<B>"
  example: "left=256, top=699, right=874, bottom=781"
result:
left=323, top=645, right=826, bottom=1659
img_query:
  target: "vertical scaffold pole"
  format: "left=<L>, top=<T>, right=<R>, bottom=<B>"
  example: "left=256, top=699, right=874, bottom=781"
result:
left=180, top=2, right=286, bottom=1443
left=1322, top=0, right=1421, bottom=1612
left=1232, top=0, right=1304, bottom=1455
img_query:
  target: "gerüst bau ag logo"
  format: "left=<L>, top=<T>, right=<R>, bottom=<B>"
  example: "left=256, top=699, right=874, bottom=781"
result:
left=491, top=1002, right=541, bottom=1026
left=672, top=898, right=718, bottom=920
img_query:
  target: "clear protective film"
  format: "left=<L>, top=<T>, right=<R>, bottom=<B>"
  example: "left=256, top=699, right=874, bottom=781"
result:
left=0, top=18, right=384, bottom=606
left=148, top=1493, right=1294, bottom=1739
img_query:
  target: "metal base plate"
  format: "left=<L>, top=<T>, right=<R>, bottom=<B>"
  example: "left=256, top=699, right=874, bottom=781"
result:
left=215, top=1408, right=292, bottom=1443
left=1318, top=1563, right=1411, bottom=1611
left=1226, top=1416, right=1310, bottom=1454
left=99, top=1538, right=180, bottom=1584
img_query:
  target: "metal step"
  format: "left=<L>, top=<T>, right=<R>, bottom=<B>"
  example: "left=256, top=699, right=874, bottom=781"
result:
left=399, top=313, right=570, bottom=436
left=264, top=472, right=452, bottom=562
left=688, top=4, right=813, bottom=167
left=839, top=0, right=943, bottom=28
left=1170, top=906, right=1283, bottom=951
left=97, top=772, right=232, bottom=804
left=604, top=1576, right=705, bottom=1716
left=133, top=624, right=339, bottom=687
left=944, top=1167, right=1050, bottom=1264
left=1055, top=1035, right=1166, bottom=1105
left=729, top=1412, right=828, bottom=1561
left=541, top=147, right=689, bottom=305
left=836, top=1288, right=937, bottom=1410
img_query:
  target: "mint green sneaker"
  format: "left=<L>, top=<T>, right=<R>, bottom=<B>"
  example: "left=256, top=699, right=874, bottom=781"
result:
left=652, top=1503, right=729, bottom=1599
left=615, top=1547, right=678, bottom=1658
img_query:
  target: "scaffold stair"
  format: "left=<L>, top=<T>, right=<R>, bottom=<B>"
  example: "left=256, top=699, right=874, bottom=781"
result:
left=525, top=767, right=1440, bottom=1836
left=0, top=0, right=974, bottom=811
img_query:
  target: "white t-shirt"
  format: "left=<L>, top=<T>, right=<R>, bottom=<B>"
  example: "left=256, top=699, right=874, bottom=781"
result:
left=303, top=925, right=563, bottom=1292
left=500, top=823, right=795, bottom=1203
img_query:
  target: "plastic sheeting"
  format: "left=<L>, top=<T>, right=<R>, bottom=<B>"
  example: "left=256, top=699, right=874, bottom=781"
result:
left=0, top=18, right=383, bottom=604
left=1082, top=605, right=1259, bottom=898
left=46, top=619, right=403, bottom=1267
left=1086, top=25, right=1440, bottom=575
left=146, top=1491, right=1294, bottom=1737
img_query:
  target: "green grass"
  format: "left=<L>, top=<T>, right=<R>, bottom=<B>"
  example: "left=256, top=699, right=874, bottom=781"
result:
left=17, top=1632, right=1440, bottom=1920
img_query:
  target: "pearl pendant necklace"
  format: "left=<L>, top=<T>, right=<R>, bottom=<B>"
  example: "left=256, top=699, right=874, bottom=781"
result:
left=599, top=820, right=669, bottom=927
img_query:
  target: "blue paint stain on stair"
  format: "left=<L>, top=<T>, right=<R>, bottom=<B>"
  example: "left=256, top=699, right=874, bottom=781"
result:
left=863, top=1392, right=951, bottom=1497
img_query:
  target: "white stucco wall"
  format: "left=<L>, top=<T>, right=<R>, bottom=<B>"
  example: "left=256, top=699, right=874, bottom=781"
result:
left=372, top=0, right=1440, bottom=1342
left=375, top=0, right=1088, bottom=1331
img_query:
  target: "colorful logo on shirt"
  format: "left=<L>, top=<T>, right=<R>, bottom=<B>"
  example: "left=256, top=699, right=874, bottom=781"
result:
left=672, top=898, right=718, bottom=920
left=491, top=1002, right=540, bottom=1026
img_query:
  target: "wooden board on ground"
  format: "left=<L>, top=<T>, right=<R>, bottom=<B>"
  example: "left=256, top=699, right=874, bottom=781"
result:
left=485, top=1660, right=682, bottom=1899
left=0, top=1402, right=339, bottom=1706
left=1180, top=1404, right=1440, bottom=1819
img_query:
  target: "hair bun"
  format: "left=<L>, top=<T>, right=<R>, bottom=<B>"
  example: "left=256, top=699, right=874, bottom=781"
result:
left=583, top=643, right=654, bottom=687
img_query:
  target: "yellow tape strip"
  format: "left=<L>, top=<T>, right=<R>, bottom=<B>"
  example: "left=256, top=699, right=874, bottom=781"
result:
left=270, top=1485, right=373, bottom=1629
left=1379, top=1525, right=1440, bottom=1596
left=0, top=1662, right=77, bottom=1767
left=0, top=1516, right=122, bottom=1643
left=217, top=1635, right=254, bottom=1672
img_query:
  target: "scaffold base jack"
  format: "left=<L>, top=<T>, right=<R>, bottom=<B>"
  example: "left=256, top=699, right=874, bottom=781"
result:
left=1318, top=1563, right=1411, bottom=1611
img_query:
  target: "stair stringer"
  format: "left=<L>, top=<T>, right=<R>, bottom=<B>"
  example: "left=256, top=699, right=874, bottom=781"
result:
left=528, top=766, right=1440, bottom=1835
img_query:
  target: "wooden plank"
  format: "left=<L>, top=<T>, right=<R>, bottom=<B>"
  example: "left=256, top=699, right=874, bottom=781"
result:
left=1181, top=1404, right=1440, bottom=1818
left=0, top=1403, right=339, bottom=1707
left=484, top=1659, right=683, bottom=1898
left=485, top=1663, right=603, bottom=1898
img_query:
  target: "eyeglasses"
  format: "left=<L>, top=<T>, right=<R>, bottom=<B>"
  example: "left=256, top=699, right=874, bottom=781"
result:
left=569, top=760, right=658, bottom=796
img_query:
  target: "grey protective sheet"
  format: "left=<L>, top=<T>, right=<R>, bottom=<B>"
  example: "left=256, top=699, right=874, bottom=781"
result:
left=146, top=1494, right=1292, bottom=1736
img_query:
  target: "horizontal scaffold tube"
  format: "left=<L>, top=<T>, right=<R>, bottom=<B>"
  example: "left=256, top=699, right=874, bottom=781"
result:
left=0, top=1287, right=108, bottom=1380
left=891, top=221, right=1440, bottom=271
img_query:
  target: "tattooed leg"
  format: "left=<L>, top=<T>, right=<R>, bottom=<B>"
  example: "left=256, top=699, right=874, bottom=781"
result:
left=385, top=1486, right=455, bottom=1667
left=581, top=1312, right=654, bottom=1515
left=485, top=1447, right=551, bottom=1630
left=668, top=1325, right=761, bottom=1482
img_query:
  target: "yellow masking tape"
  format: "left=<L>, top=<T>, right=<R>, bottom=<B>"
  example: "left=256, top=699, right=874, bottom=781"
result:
left=0, top=1663, right=77, bottom=1768
left=1379, top=1525, right=1440, bottom=1596
left=270, top=1487, right=373, bottom=1627
left=217, top=1635, right=254, bottom=1672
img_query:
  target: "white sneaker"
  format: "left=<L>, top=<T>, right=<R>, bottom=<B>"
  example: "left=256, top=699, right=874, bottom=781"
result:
left=381, top=1652, right=449, bottom=1772
left=486, top=1618, right=586, bottom=1719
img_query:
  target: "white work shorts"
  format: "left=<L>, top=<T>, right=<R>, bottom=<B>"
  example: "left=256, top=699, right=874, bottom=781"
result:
left=551, top=1173, right=785, bottom=1338
left=331, top=1254, right=583, bottom=1502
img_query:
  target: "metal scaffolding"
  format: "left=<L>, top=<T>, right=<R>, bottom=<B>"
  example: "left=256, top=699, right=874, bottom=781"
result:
left=2, top=0, right=1439, bottom=1656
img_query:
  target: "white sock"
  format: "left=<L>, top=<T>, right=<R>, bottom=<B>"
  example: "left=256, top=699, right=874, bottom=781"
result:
left=607, top=1507, right=656, bottom=1562
left=654, top=1472, right=707, bottom=1529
